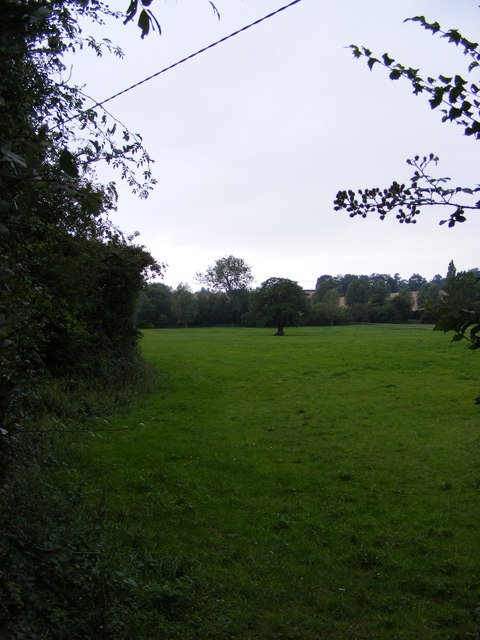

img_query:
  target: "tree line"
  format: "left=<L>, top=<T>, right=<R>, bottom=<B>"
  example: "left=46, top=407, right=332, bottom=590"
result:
left=136, top=257, right=480, bottom=331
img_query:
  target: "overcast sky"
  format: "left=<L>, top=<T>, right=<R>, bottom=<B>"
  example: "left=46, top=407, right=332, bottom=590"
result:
left=70, top=0, right=480, bottom=289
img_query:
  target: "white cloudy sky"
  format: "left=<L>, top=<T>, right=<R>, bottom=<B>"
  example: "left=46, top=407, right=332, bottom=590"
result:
left=70, top=0, right=480, bottom=289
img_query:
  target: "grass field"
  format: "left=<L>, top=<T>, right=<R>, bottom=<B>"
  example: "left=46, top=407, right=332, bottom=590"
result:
left=66, top=325, right=480, bottom=639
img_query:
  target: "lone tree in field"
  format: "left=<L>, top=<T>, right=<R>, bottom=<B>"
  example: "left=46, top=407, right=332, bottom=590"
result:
left=196, top=255, right=254, bottom=301
left=251, top=277, right=307, bottom=336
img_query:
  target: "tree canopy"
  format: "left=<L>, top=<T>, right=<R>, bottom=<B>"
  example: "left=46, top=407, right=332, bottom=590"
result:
left=249, top=277, right=307, bottom=336
left=196, top=255, right=254, bottom=300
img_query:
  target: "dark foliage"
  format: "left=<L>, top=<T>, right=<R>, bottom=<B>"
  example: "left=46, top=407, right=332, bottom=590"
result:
left=0, top=443, right=198, bottom=640
left=334, top=154, right=480, bottom=227
left=124, top=0, right=219, bottom=38
left=136, top=283, right=252, bottom=328
left=1, top=0, right=161, bottom=444
left=1, top=2, right=165, bottom=637
left=248, top=277, right=307, bottom=335
left=435, top=263, right=480, bottom=349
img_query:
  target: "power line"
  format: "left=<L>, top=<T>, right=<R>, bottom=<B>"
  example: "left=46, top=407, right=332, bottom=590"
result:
left=87, top=0, right=304, bottom=112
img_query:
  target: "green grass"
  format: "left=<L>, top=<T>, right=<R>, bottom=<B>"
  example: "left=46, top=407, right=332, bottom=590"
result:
left=65, top=326, right=480, bottom=639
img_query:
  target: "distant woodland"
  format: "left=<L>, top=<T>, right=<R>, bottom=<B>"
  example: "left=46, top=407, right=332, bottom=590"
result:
left=136, top=260, right=480, bottom=329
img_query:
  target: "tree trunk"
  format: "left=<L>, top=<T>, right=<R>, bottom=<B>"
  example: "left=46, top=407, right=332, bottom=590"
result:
left=274, top=326, right=285, bottom=336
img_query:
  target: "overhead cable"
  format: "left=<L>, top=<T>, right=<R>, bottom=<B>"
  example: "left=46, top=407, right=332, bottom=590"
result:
left=88, top=0, right=304, bottom=111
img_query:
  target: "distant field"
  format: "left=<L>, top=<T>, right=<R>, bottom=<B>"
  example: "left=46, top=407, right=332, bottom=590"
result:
left=72, top=325, right=480, bottom=639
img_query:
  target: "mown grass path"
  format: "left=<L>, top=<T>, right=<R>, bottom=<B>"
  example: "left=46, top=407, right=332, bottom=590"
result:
left=80, top=326, right=479, bottom=638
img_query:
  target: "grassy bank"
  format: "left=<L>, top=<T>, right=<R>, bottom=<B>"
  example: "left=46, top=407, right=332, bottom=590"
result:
left=56, top=326, right=479, bottom=638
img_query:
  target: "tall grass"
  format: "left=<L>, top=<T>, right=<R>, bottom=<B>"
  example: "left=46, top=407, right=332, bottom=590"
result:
left=65, top=326, right=479, bottom=639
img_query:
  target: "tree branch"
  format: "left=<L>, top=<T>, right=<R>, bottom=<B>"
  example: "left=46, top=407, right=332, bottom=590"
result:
left=334, top=155, right=480, bottom=227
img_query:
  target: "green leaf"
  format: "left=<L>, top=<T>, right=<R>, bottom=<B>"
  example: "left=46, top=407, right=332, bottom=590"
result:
left=429, top=87, right=445, bottom=109
left=123, top=0, right=138, bottom=24
left=406, top=17, right=441, bottom=34
left=445, top=29, right=461, bottom=44
left=349, top=45, right=362, bottom=59
left=59, top=148, right=78, bottom=177
left=83, top=190, right=103, bottom=214
left=138, top=9, right=150, bottom=38
left=448, top=106, right=463, bottom=120
left=449, top=85, right=464, bottom=102
left=389, top=69, right=402, bottom=80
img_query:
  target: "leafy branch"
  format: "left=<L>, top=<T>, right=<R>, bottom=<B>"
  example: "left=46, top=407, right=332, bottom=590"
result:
left=339, top=11, right=480, bottom=360
left=335, top=15, right=480, bottom=227
left=349, top=15, right=480, bottom=138
left=124, top=0, right=220, bottom=38
left=334, top=154, right=480, bottom=227
left=434, top=306, right=480, bottom=350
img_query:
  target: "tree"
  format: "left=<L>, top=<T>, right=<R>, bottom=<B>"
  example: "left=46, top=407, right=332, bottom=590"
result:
left=388, top=273, right=408, bottom=293
left=369, top=279, right=391, bottom=306
left=196, top=255, right=254, bottom=301
left=390, top=288, right=414, bottom=323
left=195, top=288, right=230, bottom=326
left=308, top=288, right=347, bottom=326
left=1, top=1, right=164, bottom=439
left=249, top=277, right=307, bottom=336
left=136, top=283, right=173, bottom=327
left=446, top=259, right=457, bottom=286
left=408, top=273, right=427, bottom=292
left=314, top=275, right=339, bottom=302
left=435, top=263, right=480, bottom=349
left=345, top=276, right=371, bottom=306
left=442, top=266, right=480, bottom=316
left=417, top=281, right=442, bottom=322
left=334, top=15, right=480, bottom=227
left=173, top=283, right=197, bottom=328
left=338, top=273, right=359, bottom=296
